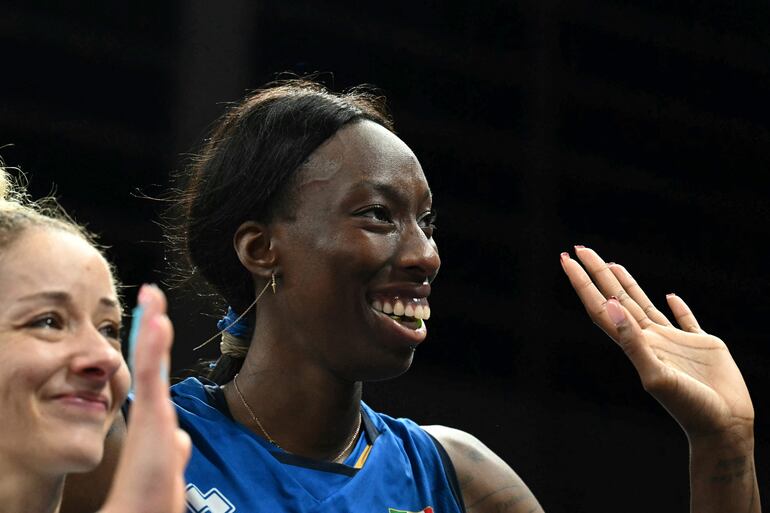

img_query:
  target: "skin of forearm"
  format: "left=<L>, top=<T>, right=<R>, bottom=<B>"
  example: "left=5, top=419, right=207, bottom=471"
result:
left=689, top=427, right=761, bottom=513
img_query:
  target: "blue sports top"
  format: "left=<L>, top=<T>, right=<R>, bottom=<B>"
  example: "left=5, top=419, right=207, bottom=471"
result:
left=171, top=377, right=466, bottom=513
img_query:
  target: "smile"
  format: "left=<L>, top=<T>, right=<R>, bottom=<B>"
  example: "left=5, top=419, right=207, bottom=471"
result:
left=370, top=296, right=431, bottom=327
left=52, top=391, right=110, bottom=415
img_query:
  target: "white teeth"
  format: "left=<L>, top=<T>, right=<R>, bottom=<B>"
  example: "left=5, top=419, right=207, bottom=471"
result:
left=371, top=297, right=431, bottom=320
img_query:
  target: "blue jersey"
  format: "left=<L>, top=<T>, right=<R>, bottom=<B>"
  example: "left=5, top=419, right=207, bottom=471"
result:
left=171, top=377, right=465, bottom=513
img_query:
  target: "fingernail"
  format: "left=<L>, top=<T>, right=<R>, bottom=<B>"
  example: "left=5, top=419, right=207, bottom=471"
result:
left=666, top=292, right=676, bottom=298
left=574, top=244, right=585, bottom=250
left=137, top=283, right=154, bottom=307
left=560, top=252, right=570, bottom=262
left=608, top=295, right=618, bottom=300
left=607, top=262, right=615, bottom=266
left=605, top=298, right=626, bottom=326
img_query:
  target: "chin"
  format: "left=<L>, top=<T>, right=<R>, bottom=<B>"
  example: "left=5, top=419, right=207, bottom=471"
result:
left=47, top=430, right=106, bottom=474
left=57, top=447, right=104, bottom=474
left=357, top=348, right=416, bottom=383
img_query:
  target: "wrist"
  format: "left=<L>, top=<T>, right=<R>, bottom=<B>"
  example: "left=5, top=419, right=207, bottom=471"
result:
left=688, top=423, right=754, bottom=454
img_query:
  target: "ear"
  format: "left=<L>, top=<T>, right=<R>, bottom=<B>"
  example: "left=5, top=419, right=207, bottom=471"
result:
left=233, top=221, right=277, bottom=279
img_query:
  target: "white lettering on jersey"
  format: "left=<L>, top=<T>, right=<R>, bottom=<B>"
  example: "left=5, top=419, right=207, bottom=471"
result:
left=185, top=483, right=236, bottom=513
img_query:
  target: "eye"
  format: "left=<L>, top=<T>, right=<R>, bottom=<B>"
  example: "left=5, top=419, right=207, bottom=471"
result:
left=355, top=205, right=393, bottom=224
left=99, top=322, right=121, bottom=342
left=27, top=313, right=64, bottom=331
left=418, top=210, right=438, bottom=235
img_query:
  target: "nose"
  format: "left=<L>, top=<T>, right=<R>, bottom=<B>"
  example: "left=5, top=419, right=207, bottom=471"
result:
left=397, top=221, right=441, bottom=282
left=70, top=326, right=124, bottom=384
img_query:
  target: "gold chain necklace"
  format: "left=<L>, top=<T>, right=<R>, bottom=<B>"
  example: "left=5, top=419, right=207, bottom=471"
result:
left=232, top=373, right=362, bottom=463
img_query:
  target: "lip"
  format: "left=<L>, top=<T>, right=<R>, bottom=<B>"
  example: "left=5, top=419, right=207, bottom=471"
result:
left=51, top=391, right=110, bottom=415
left=366, top=281, right=432, bottom=348
left=368, top=282, right=432, bottom=300
left=370, top=306, right=429, bottom=347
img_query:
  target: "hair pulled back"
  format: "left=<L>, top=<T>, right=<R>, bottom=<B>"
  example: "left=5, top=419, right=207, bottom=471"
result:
left=176, top=80, right=393, bottom=383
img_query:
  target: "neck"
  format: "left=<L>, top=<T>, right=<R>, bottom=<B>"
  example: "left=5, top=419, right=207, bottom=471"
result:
left=0, top=458, right=64, bottom=513
left=226, top=346, right=363, bottom=461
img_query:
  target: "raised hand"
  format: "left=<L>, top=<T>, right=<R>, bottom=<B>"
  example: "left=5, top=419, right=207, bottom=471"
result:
left=560, top=246, right=760, bottom=513
left=100, top=285, right=190, bottom=513
left=560, top=246, right=753, bottom=438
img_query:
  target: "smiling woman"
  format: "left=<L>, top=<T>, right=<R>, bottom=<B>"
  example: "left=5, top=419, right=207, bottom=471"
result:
left=0, top=165, right=189, bottom=513
left=167, top=81, right=759, bottom=513
left=63, top=79, right=760, bottom=513
left=165, top=81, right=466, bottom=512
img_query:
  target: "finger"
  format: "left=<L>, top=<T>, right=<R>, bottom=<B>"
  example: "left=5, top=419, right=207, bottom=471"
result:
left=174, top=429, right=192, bottom=513
left=175, top=429, right=192, bottom=467
left=665, top=293, right=704, bottom=333
left=132, top=285, right=173, bottom=405
left=560, top=251, right=621, bottom=337
left=604, top=298, right=662, bottom=382
left=609, top=263, right=672, bottom=327
left=574, top=247, right=654, bottom=328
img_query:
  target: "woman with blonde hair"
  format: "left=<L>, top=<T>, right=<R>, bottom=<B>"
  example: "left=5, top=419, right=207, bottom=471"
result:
left=0, top=165, right=189, bottom=513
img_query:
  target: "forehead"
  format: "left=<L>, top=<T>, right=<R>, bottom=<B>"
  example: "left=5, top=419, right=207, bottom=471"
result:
left=0, top=228, right=116, bottom=305
left=296, top=120, right=430, bottom=200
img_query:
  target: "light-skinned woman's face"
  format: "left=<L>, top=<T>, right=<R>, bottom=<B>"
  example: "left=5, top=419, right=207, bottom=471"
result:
left=0, top=227, right=129, bottom=475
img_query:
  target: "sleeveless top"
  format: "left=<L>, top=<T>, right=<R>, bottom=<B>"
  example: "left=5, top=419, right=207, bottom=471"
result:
left=170, top=377, right=466, bottom=513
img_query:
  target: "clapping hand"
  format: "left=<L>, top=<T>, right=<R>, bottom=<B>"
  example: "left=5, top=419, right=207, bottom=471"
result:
left=100, top=285, right=190, bottom=513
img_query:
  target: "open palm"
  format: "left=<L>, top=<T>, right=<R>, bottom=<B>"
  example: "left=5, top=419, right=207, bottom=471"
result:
left=561, top=246, right=754, bottom=439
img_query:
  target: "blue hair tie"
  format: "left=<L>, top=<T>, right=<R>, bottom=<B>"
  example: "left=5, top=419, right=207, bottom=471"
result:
left=216, top=306, right=252, bottom=339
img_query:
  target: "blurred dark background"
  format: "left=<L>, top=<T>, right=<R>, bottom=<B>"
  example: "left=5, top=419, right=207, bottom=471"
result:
left=1, top=1, right=768, bottom=510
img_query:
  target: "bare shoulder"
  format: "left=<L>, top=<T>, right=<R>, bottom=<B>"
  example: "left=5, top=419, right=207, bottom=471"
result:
left=61, top=413, right=127, bottom=513
left=423, top=425, right=544, bottom=513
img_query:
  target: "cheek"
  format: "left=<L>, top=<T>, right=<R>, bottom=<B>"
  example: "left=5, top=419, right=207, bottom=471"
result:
left=353, top=239, right=398, bottom=282
left=0, top=342, right=60, bottom=387
left=334, top=231, right=397, bottom=268
left=0, top=343, right=61, bottom=423
left=298, top=231, right=395, bottom=278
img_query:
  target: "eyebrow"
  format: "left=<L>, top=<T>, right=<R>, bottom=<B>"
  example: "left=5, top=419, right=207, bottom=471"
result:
left=17, top=291, right=120, bottom=310
left=355, top=180, right=432, bottom=203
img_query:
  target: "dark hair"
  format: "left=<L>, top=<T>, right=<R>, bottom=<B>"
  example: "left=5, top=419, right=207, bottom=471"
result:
left=175, top=80, right=393, bottom=383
